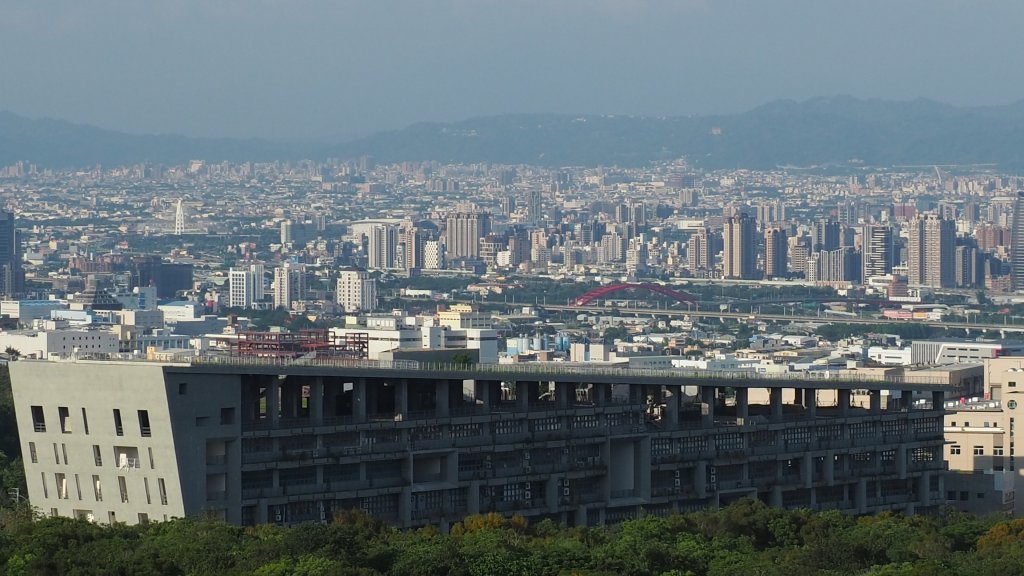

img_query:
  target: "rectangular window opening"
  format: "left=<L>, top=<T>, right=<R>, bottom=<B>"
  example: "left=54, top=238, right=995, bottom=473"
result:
left=82, top=408, right=90, bottom=435
left=59, top=406, right=71, bottom=434
left=28, top=442, right=37, bottom=464
left=31, top=406, right=46, bottom=433
left=138, top=410, right=151, bottom=438
left=113, top=409, right=124, bottom=436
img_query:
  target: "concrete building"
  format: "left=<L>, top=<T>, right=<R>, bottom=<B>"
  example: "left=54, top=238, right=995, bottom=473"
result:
left=907, top=214, right=956, bottom=288
left=862, top=224, right=893, bottom=280
left=764, top=228, right=787, bottom=279
left=942, top=357, right=1024, bottom=515
left=11, top=358, right=948, bottom=528
left=0, top=211, right=23, bottom=297
left=0, top=327, right=118, bottom=359
left=228, top=264, right=264, bottom=309
left=444, top=212, right=490, bottom=259
left=272, top=263, right=306, bottom=310
left=1012, top=191, right=1024, bottom=291
left=423, top=241, right=445, bottom=270
left=336, top=269, right=377, bottom=313
left=1, top=300, right=68, bottom=325
left=368, top=225, right=399, bottom=270
left=722, top=214, right=757, bottom=280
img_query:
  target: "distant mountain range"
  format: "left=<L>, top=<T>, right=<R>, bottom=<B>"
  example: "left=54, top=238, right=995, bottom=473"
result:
left=5, top=96, right=1024, bottom=170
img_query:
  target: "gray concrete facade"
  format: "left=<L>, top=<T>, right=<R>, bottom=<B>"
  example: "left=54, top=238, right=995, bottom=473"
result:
left=10, top=358, right=948, bottom=528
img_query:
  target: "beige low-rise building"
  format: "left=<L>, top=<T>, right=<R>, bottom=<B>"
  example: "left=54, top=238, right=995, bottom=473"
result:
left=943, top=357, right=1024, bottom=515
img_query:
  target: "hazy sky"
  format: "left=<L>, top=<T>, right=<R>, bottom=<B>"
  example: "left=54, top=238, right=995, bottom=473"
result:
left=2, top=0, right=1023, bottom=141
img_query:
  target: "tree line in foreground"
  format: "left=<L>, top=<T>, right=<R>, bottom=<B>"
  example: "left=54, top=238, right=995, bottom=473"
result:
left=3, top=500, right=1024, bottom=576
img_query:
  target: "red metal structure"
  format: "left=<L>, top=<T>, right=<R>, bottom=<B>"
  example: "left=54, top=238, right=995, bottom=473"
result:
left=573, top=283, right=697, bottom=307
left=231, top=329, right=369, bottom=359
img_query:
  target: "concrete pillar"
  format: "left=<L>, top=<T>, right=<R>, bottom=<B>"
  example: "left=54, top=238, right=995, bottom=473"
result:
left=919, top=472, right=931, bottom=507
left=701, top=386, right=716, bottom=427
left=694, top=461, right=707, bottom=498
left=354, top=379, right=367, bottom=422
left=396, top=379, right=409, bottom=418
left=516, top=382, right=530, bottom=411
left=735, top=387, right=749, bottom=423
left=574, top=505, right=587, bottom=527
left=555, top=382, right=571, bottom=409
left=805, top=389, right=817, bottom=418
left=310, top=378, right=324, bottom=426
left=398, top=486, right=412, bottom=527
left=592, top=383, right=610, bottom=406
left=770, top=484, right=783, bottom=507
left=436, top=380, right=450, bottom=418
left=283, top=382, right=302, bottom=419
left=630, top=383, right=645, bottom=405
left=546, top=476, right=559, bottom=512
left=638, top=438, right=651, bottom=499
left=663, top=386, right=680, bottom=427
left=770, top=387, right=783, bottom=421
left=802, top=453, right=813, bottom=488
left=268, top=379, right=280, bottom=425
left=824, top=451, right=835, bottom=485
left=468, top=482, right=480, bottom=514
left=476, top=380, right=490, bottom=407
left=838, top=389, right=850, bottom=417
left=897, top=445, right=907, bottom=479
left=869, top=390, right=881, bottom=414
left=856, top=478, right=867, bottom=513
left=932, top=390, right=944, bottom=411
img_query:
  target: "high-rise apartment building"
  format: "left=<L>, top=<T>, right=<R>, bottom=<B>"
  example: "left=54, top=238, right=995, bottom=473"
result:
left=336, top=268, right=377, bottom=313
left=686, top=228, right=715, bottom=274
left=723, top=214, right=757, bottom=279
left=272, top=263, right=306, bottom=310
left=812, top=219, right=840, bottom=253
left=808, top=247, right=856, bottom=284
left=907, top=214, right=956, bottom=288
left=228, top=264, right=263, bottom=309
left=423, top=241, right=445, bottom=270
left=0, top=211, right=23, bottom=297
left=400, top=226, right=425, bottom=272
left=1012, top=192, right=1024, bottom=290
left=954, top=246, right=984, bottom=289
left=444, top=212, right=491, bottom=259
left=764, top=228, right=788, bottom=279
left=862, top=224, right=893, bottom=280
left=368, top=225, right=399, bottom=270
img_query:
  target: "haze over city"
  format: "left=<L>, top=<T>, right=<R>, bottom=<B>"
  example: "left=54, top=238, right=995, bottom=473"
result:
left=3, top=0, right=1024, bottom=140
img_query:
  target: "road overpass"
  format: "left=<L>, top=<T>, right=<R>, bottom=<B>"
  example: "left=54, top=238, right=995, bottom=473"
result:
left=542, top=304, right=1024, bottom=333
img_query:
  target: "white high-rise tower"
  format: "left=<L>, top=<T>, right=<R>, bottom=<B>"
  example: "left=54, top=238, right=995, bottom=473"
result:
left=174, top=199, right=185, bottom=236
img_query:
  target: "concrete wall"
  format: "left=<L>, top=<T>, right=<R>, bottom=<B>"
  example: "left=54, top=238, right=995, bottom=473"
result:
left=9, top=361, right=187, bottom=524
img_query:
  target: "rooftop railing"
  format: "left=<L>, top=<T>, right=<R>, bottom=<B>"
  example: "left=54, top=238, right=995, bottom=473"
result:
left=62, top=352, right=952, bottom=386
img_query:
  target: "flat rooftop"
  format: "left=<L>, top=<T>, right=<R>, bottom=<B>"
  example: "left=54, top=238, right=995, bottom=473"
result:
left=22, top=354, right=955, bottom=391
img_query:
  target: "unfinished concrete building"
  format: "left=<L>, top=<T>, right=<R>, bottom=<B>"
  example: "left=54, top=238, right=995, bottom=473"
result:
left=10, top=358, right=948, bottom=528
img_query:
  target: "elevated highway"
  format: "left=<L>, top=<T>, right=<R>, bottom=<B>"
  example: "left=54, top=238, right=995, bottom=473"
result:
left=542, top=304, right=1024, bottom=333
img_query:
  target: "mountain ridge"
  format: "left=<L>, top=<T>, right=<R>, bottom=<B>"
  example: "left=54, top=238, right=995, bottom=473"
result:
left=4, top=97, right=1024, bottom=169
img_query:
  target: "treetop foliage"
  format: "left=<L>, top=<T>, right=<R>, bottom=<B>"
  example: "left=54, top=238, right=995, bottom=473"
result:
left=0, top=501, right=1022, bottom=576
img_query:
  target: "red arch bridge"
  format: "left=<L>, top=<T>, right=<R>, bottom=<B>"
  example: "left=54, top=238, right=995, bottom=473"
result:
left=572, top=283, right=698, bottom=307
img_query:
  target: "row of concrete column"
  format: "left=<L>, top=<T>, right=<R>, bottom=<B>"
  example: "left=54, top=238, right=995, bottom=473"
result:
left=255, top=377, right=944, bottom=430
